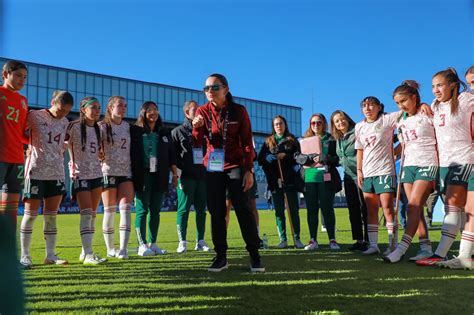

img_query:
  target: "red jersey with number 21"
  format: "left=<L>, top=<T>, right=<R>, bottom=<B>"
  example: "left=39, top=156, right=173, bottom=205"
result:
left=0, top=86, right=28, bottom=163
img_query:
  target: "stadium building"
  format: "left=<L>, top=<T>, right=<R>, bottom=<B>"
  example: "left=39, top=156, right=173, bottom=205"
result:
left=1, top=57, right=302, bottom=209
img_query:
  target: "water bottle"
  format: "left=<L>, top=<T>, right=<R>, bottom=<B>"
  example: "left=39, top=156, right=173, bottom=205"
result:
left=262, top=233, right=269, bottom=250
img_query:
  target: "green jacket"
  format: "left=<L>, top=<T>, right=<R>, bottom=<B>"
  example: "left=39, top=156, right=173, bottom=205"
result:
left=336, top=127, right=357, bottom=181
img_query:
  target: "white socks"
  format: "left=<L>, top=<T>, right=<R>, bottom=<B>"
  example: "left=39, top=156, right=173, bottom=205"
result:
left=386, top=222, right=398, bottom=249
left=367, top=224, right=378, bottom=248
left=80, top=208, right=94, bottom=255
left=43, top=209, right=58, bottom=258
left=20, top=206, right=37, bottom=257
left=459, top=231, right=474, bottom=258
left=435, top=205, right=462, bottom=257
left=102, top=205, right=117, bottom=252
left=119, top=203, right=132, bottom=251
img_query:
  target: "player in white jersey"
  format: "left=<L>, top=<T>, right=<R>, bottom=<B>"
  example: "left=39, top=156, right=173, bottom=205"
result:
left=19, top=91, right=72, bottom=268
left=99, top=96, right=134, bottom=259
left=437, top=66, right=474, bottom=270
left=384, top=81, right=437, bottom=263
left=67, top=97, right=106, bottom=265
left=355, top=96, right=400, bottom=255
left=417, top=68, right=474, bottom=267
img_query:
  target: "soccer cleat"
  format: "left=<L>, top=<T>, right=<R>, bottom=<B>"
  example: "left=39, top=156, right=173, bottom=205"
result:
left=44, top=255, right=68, bottom=265
left=177, top=240, right=187, bottom=253
left=362, top=246, right=380, bottom=255
left=409, top=250, right=433, bottom=261
left=20, top=256, right=33, bottom=269
left=83, top=253, right=106, bottom=265
left=415, top=255, right=445, bottom=266
left=149, top=243, right=167, bottom=255
left=107, top=248, right=119, bottom=258
left=250, top=257, right=265, bottom=273
left=304, top=240, right=318, bottom=251
left=276, top=240, right=288, bottom=249
left=208, top=256, right=228, bottom=272
left=437, top=256, right=472, bottom=270
left=117, top=249, right=129, bottom=260
left=294, top=239, right=305, bottom=249
left=329, top=240, right=340, bottom=250
left=195, top=240, right=210, bottom=252
left=79, top=252, right=85, bottom=262
left=137, top=244, right=154, bottom=256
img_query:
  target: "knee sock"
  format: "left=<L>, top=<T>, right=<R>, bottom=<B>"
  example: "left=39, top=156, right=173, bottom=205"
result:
left=80, top=208, right=93, bottom=255
left=102, top=205, right=117, bottom=252
left=419, top=238, right=432, bottom=252
left=43, top=208, right=58, bottom=258
left=1, top=200, right=19, bottom=229
left=367, top=224, right=379, bottom=248
left=435, top=205, right=462, bottom=257
left=119, top=203, right=132, bottom=251
left=386, top=222, right=396, bottom=249
left=20, top=206, right=38, bottom=257
left=459, top=231, right=474, bottom=258
left=396, top=234, right=413, bottom=255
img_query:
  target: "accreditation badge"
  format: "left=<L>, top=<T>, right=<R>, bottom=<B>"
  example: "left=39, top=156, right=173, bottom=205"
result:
left=192, top=148, right=204, bottom=164
left=207, top=149, right=225, bottom=172
left=150, top=156, right=157, bottom=173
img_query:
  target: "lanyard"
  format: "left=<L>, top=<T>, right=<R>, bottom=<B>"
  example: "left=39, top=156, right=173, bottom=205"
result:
left=208, top=106, right=230, bottom=149
left=147, top=132, right=155, bottom=156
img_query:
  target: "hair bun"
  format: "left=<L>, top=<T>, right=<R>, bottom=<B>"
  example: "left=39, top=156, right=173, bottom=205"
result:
left=402, top=80, right=419, bottom=90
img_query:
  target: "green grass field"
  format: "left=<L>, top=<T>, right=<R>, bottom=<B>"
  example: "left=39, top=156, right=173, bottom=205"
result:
left=20, top=209, right=473, bottom=314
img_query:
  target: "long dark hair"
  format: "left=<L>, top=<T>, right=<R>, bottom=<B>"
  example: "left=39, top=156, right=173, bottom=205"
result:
left=433, top=68, right=467, bottom=115
left=330, top=110, right=356, bottom=140
left=393, top=80, right=421, bottom=108
left=102, top=96, right=126, bottom=144
left=265, top=115, right=295, bottom=151
left=78, top=97, right=101, bottom=152
left=208, top=73, right=233, bottom=103
left=360, top=96, right=385, bottom=120
left=135, top=101, right=162, bottom=133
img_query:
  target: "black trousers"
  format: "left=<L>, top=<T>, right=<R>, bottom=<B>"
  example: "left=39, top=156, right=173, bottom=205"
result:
left=344, top=175, right=368, bottom=242
left=206, top=168, right=260, bottom=259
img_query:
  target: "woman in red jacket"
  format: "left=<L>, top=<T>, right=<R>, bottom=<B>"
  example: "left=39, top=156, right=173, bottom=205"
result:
left=192, top=73, right=264, bottom=273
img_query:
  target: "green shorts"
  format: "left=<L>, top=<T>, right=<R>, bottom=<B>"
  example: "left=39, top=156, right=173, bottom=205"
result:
left=401, top=166, right=439, bottom=184
left=439, top=164, right=473, bottom=193
left=468, top=169, right=474, bottom=192
left=103, top=175, right=133, bottom=189
left=362, top=175, right=396, bottom=194
left=23, top=178, right=66, bottom=200
left=0, top=162, right=24, bottom=194
left=71, top=177, right=103, bottom=197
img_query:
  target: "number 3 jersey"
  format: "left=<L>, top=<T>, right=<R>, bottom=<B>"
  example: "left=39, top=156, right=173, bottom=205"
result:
left=24, top=109, right=69, bottom=180
left=355, top=112, right=400, bottom=178
left=99, top=121, right=131, bottom=177
left=0, top=86, right=28, bottom=164
left=66, top=121, right=102, bottom=180
left=397, top=112, right=438, bottom=167
left=432, top=92, right=474, bottom=167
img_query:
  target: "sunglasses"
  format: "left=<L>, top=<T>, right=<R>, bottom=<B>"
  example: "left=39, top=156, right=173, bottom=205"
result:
left=311, top=121, right=323, bottom=126
left=203, top=84, right=225, bottom=92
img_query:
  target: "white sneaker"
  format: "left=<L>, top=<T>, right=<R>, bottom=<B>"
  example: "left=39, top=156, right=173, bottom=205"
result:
left=362, top=246, right=380, bottom=255
left=79, top=251, right=85, bottom=262
left=437, top=256, right=472, bottom=270
left=321, top=226, right=327, bottom=232
left=329, top=240, right=340, bottom=250
left=83, top=253, right=106, bottom=265
left=107, top=248, right=118, bottom=258
left=409, top=249, right=433, bottom=261
left=276, top=240, right=288, bottom=249
left=177, top=240, right=187, bottom=253
left=44, top=255, right=68, bottom=265
left=149, top=243, right=167, bottom=255
left=116, top=249, right=128, bottom=259
left=195, top=240, right=210, bottom=252
left=20, top=255, right=33, bottom=268
left=304, top=240, right=318, bottom=251
left=137, top=244, right=154, bottom=256
left=295, top=239, right=305, bottom=249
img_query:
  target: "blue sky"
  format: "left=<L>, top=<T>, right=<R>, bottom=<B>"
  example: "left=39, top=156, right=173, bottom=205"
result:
left=1, top=0, right=473, bottom=134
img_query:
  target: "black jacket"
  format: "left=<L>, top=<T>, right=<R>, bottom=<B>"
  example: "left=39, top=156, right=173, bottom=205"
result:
left=258, top=135, right=303, bottom=192
left=171, top=119, right=206, bottom=181
left=130, top=125, right=176, bottom=192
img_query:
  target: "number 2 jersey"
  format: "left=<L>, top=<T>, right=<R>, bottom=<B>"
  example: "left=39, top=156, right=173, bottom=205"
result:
left=432, top=92, right=474, bottom=167
left=397, top=112, right=438, bottom=167
left=355, top=112, right=400, bottom=178
left=99, top=120, right=132, bottom=177
left=66, top=121, right=102, bottom=180
left=0, top=86, right=28, bottom=163
left=24, top=109, right=69, bottom=180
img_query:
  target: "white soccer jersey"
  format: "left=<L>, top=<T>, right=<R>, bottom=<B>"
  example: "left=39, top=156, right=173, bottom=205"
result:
left=99, top=120, right=132, bottom=177
left=355, top=112, right=400, bottom=178
left=432, top=92, right=474, bottom=167
left=24, top=109, right=69, bottom=180
left=66, top=121, right=102, bottom=180
left=397, top=112, right=438, bottom=167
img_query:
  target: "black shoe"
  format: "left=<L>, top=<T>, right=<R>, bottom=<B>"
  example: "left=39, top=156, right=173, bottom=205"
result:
left=349, top=242, right=367, bottom=251
left=250, top=257, right=265, bottom=273
left=259, top=238, right=264, bottom=249
left=208, top=256, right=228, bottom=272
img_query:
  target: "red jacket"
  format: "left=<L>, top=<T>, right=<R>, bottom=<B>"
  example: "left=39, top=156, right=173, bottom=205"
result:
left=192, top=101, right=254, bottom=173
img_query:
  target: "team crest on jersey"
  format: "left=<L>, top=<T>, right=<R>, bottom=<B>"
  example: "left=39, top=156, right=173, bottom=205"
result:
left=109, top=177, right=116, bottom=185
left=21, top=100, right=27, bottom=109
left=81, top=180, right=88, bottom=188
left=31, top=186, right=39, bottom=194
left=0, top=95, right=7, bottom=101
